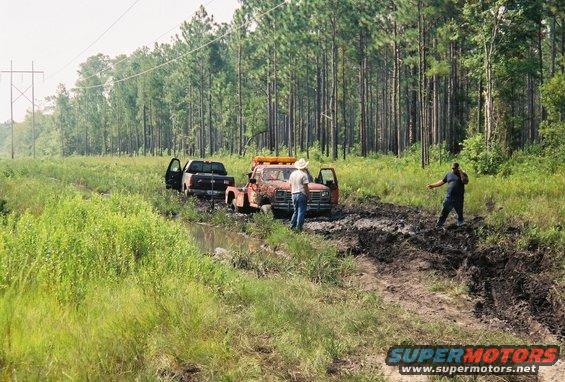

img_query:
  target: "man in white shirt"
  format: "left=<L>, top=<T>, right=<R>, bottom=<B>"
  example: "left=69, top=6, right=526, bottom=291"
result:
left=288, top=158, right=310, bottom=231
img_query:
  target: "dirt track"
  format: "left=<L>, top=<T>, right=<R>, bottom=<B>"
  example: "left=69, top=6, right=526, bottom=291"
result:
left=304, top=201, right=564, bottom=341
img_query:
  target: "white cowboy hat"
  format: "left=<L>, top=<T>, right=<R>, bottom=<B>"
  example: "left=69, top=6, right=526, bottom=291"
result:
left=294, top=158, right=309, bottom=170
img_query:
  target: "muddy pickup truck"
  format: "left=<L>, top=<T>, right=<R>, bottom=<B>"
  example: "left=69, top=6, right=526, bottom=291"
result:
left=165, top=158, right=235, bottom=198
left=225, top=156, right=338, bottom=216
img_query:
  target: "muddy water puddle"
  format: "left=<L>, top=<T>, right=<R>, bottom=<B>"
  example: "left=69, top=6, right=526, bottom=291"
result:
left=185, top=222, right=262, bottom=254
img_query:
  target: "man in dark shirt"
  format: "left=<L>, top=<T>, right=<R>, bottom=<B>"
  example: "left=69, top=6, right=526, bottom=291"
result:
left=427, top=163, right=466, bottom=228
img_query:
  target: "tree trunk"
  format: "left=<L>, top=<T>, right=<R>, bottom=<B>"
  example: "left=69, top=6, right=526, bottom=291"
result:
left=143, top=104, right=147, bottom=156
left=208, top=70, right=213, bottom=156
left=341, top=45, right=347, bottom=160
left=237, top=38, right=244, bottom=155
left=394, top=18, right=401, bottom=156
left=331, top=16, right=338, bottom=161
left=274, top=49, right=279, bottom=156
left=315, top=52, right=321, bottom=149
left=358, top=30, right=367, bottom=157
left=418, top=1, right=426, bottom=167
left=267, top=51, right=274, bottom=153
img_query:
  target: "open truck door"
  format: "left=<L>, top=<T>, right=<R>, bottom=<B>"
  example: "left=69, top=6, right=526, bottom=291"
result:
left=165, top=158, right=183, bottom=191
left=317, top=168, right=339, bottom=204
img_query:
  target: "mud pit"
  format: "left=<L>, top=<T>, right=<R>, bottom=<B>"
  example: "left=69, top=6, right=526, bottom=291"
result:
left=304, top=202, right=564, bottom=341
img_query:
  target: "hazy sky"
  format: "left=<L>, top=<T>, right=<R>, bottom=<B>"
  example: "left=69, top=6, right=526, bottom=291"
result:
left=0, top=0, right=239, bottom=123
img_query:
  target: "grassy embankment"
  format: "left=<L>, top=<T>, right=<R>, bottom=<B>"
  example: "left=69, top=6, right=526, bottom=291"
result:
left=0, top=157, right=530, bottom=380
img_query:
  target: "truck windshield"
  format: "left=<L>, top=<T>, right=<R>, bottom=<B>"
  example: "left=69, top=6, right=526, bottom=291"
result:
left=187, top=161, right=227, bottom=175
left=262, top=168, right=312, bottom=182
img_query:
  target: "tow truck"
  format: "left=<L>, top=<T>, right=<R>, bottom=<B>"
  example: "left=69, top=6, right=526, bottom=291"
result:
left=225, top=156, right=339, bottom=216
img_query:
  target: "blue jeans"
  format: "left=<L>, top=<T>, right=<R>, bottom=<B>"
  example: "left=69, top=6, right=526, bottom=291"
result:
left=436, top=197, right=464, bottom=227
left=290, top=193, right=307, bottom=230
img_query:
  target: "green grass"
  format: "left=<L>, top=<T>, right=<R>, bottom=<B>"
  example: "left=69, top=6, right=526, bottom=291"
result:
left=425, top=272, right=469, bottom=300
left=206, top=150, right=564, bottom=251
left=0, top=156, right=550, bottom=380
left=3, top=152, right=561, bottom=251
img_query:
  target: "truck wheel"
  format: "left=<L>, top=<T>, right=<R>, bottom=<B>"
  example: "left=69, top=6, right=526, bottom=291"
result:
left=232, top=198, right=245, bottom=213
left=260, top=204, right=273, bottom=215
left=260, top=204, right=284, bottom=219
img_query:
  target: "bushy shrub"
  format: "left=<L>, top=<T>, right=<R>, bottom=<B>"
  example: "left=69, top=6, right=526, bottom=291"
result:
left=460, top=134, right=506, bottom=175
left=429, top=143, right=453, bottom=163
left=399, top=142, right=421, bottom=164
left=503, top=145, right=563, bottom=176
left=308, top=145, right=325, bottom=162
left=540, top=73, right=565, bottom=152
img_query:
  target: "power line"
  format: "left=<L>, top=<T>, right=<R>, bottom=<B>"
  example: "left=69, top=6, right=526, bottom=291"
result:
left=46, top=0, right=143, bottom=82
left=153, top=0, right=217, bottom=42
left=76, top=0, right=288, bottom=91
left=11, top=0, right=144, bottom=96
left=80, top=0, right=217, bottom=83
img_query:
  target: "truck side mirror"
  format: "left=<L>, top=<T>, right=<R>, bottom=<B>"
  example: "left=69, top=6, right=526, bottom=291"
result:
left=249, top=178, right=257, bottom=184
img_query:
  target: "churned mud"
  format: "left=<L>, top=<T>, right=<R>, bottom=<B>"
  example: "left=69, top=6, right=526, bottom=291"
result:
left=304, top=202, right=564, bottom=342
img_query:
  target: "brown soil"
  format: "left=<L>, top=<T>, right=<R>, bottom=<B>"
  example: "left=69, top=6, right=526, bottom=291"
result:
left=304, top=202, right=564, bottom=342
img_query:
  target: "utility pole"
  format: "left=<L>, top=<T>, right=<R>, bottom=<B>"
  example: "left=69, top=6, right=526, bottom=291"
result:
left=10, top=61, right=13, bottom=159
left=1, top=61, right=45, bottom=159
left=32, top=61, right=36, bottom=158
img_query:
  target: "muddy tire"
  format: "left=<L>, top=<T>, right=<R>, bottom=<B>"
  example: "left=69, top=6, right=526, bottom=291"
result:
left=260, top=204, right=273, bottom=215
left=261, top=205, right=285, bottom=219
left=232, top=198, right=245, bottom=213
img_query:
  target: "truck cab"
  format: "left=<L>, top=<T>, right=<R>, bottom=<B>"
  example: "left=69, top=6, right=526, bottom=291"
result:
left=225, top=156, right=339, bottom=215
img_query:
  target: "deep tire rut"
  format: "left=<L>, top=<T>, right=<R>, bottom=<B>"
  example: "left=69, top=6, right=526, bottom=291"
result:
left=305, top=202, right=563, bottom=341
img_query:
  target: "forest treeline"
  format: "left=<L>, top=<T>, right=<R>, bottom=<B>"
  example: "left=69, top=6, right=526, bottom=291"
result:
left=2, top=0, right=564, bottom=167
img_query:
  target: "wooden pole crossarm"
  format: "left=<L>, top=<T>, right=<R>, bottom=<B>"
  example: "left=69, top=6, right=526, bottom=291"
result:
left=0, top=70, right=44, bottom=74
left=11, top=84, right=33, bottom=104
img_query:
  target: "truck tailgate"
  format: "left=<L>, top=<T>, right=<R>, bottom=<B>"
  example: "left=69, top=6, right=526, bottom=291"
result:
left=190, top=174, right=234, bottom=192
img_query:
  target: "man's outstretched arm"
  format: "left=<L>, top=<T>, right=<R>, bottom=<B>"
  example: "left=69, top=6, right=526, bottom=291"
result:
left=426, top=180, right=445, bottom=189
